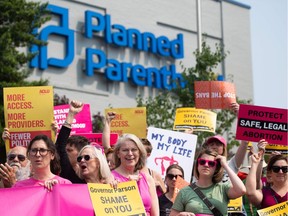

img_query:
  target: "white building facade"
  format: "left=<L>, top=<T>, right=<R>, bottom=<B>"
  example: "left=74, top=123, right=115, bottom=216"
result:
left=29, top=0, right=253, bottom=115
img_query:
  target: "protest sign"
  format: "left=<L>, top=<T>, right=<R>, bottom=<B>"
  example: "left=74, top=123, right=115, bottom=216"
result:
left=265, top=144, right=288, bottom=155
left=3, top=86, right=54, bottom=152
left=105, top=107, right=146, bottom=138
left=194, top=81, right=236, bottom=109
left=54, top=104, right=92, bottom=134
left=0, top=184, right=94, bottom=216
left=236, top=104, right=287, bottom=145
left=173, top=107, right=217, bottom=133
left=257, top=201, right=288, bottom=216
left=147, top=127, right=197, bottom=183
left=228, top=197, right=243, bottom=213
left=76, top=133, right=119, bottom=146
left=172, top=176, right=190, bottom=202
left=88, top=181, right=146, bottom=216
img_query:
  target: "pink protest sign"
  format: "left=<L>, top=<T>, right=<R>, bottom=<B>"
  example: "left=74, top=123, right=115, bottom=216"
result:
left=236, top=104, right=287, bottom=145
left=54, top=104, right=92, bottom=134
left=77, top=133, right=119, bottom=146
left=0, top=184, right=94, bottom=216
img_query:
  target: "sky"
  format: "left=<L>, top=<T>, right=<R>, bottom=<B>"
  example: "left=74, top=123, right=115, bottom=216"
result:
left=236, top=0, right=287, bottom=109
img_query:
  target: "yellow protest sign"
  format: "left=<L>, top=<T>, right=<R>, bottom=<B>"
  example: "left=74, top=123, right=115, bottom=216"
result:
left=257, top=201, right=288, bottom=216
left=3, top=86, right=54, bottom=152
left=173, top=107, right=217, bottom=133
left=88, top=181, right=146, bottom=216
left=105, top=107, right=146, bottom=138
left=265, top=144, right=288, bottom=155
left=228, top=197, right=243, bottom=213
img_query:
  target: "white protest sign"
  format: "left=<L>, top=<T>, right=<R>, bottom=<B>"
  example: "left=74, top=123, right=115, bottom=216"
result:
left=147, top=127, right=198, bottom=183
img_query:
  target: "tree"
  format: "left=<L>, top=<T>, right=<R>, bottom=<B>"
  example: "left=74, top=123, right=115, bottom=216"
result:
left=136, top=41, right=251, bottom=154
left=0, top=0, right=50, bottom=161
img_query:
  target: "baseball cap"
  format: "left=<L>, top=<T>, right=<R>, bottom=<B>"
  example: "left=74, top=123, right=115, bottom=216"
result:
left=206, top=135, right=227, bottom=146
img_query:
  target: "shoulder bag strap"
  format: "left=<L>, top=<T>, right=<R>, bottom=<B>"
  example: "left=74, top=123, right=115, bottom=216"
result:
left=270, top=187, right=279, bottom=204
left=189, top=183, right=223, bottom=216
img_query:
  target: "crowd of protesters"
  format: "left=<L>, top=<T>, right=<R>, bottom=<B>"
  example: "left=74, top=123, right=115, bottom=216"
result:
left=0, top=101, right=287, bottom=216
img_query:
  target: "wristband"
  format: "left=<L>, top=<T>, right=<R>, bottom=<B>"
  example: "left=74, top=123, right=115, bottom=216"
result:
left=64, top=121, right=72, bottom=127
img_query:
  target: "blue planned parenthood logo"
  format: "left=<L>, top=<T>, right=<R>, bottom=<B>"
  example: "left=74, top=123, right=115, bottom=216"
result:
left=30, top=4, right=187, bottom=90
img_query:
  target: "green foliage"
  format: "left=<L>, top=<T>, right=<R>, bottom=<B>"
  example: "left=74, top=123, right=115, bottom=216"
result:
left=0, top=0, right=50, bottom=153
left=136, top=92, right=179, bottom=129
left=136, top=41, right=251, bottom=154
left=54, top=94, right=70, bottom=106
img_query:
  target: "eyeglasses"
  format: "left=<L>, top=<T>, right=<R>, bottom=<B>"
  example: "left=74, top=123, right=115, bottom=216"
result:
left=77, top=155, right=94, bottom=163
left=7, top=154, right=26, bottom=162
left=29, top=148, right=51, bottom=156
left=120, top=148, right=139, bottom=154
left=271, top=166, right=288, bottom=173
left=198, top=158, right=218, bottom=167
left=166, top=174, right=183, bottom=180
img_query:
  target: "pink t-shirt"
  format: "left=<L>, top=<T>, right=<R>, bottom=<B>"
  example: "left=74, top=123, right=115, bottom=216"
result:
left=112, top=170, right=151, bottom=216
left=13, top=175, right=72, bottom=187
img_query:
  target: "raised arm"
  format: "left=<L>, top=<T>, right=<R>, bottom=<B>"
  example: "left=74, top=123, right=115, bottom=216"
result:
left=234, top=140, right=249, bottom=169
left=229, top=102, right=248, bottom=168
left=102, top=112, right=116, bottom=152
left=255, top=139, right=268, bottom=189
left=245, top=151, right=264, bottom=206
left=55, top=101, right=84, bottom=172
left=217, top=155, right=246, bottom=199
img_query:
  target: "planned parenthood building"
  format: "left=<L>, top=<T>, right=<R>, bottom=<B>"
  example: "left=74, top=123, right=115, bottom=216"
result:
left=29, top=0, right=253, bottom=115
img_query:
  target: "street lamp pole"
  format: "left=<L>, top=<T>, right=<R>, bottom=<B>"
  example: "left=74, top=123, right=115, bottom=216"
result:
left=196, top=0, right=202, bottom=52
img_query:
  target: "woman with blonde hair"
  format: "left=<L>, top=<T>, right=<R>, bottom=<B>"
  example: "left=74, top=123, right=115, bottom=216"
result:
left=77, top=145, right=113, bottom=183
left=112, top=133, right=159, bottom=216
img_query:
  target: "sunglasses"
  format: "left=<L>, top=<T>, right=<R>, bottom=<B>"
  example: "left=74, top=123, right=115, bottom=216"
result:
left=7, top=154, right=26, bottom=162
left=198, top=158, right=218, bottom=167
left=166, top=174, right=183, bottom=180
left=77, top=155, right=94, bottom=163
left=271, top=166, right=288, bottom=173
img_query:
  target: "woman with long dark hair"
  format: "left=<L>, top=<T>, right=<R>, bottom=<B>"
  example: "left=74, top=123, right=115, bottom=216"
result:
left=159, top=164, right=184, bottom=216
left=246, top=153, right=288, bottom=209
left=13, top=135, right=71, bottom=190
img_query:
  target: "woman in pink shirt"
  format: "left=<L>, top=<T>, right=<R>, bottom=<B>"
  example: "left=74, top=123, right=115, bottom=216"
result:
left=111, top=133, right=159, bottom=216
left=13, top=135, right=71, bottom=190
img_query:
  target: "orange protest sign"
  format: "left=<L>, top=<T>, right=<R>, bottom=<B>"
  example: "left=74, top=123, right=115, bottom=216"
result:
left=172, top=176, right=190, bottom=202
left=194, top=81, right=236, bottom=109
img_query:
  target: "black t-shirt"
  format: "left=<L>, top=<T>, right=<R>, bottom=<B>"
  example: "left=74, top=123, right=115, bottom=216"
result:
left=158, top=193, right=173, bottom=216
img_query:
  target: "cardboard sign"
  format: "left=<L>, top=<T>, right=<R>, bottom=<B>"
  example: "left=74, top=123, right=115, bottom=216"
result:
left=105, top=107, right=146, bottom=138
left=147, top=127, right=197, bottom=183
left=54, top=104, right=92, bottom=134
left=3, top=86, right=54, bottom=152
left=76, top=133, right=119, bottom=146
left=194, top=81, right=236, bottom=109
left=173, top=107, right=217, bottom=133
left=88, top=181, right=146, bottom=216
left=257, top=201, right=288, bottom=216
left=228, top=197, right=243, bottom=213
left=265, top=144, right=288, bottom=155
left=172, top=176, right=190, bottom=202
left=236, top=104, right=287, bottom=145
